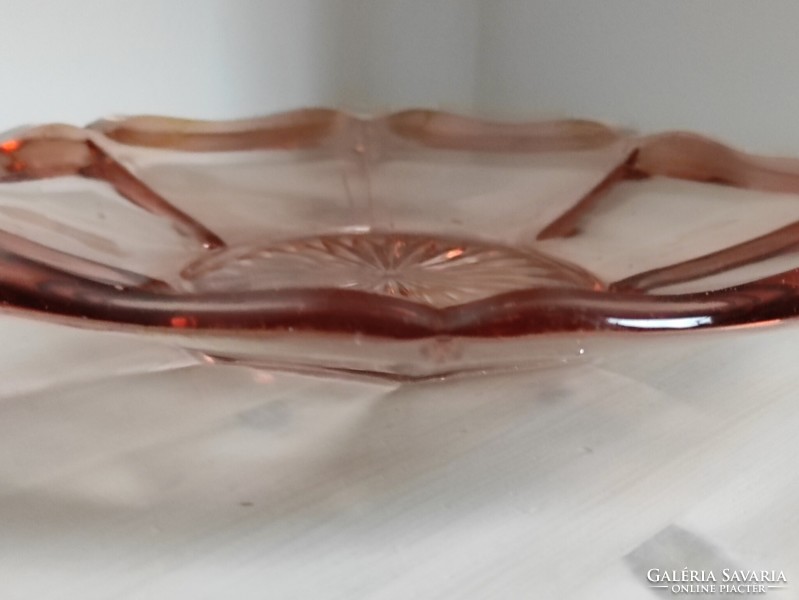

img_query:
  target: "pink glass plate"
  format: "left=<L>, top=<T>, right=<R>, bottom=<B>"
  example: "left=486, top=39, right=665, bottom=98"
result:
left=1, top=109, right=799, bottom=378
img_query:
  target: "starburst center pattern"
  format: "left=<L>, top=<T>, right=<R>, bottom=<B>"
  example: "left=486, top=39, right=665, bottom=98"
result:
left=180, top=232, right=602, bottom=308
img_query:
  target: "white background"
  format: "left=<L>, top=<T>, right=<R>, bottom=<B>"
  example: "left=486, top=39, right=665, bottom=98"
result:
left=2, top=3, right=799, bottom=599
left=4, top=1, right=799, bottom=152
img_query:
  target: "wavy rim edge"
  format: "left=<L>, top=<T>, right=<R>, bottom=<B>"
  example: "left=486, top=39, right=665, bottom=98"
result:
left=1, top=108, right=799, bottom=338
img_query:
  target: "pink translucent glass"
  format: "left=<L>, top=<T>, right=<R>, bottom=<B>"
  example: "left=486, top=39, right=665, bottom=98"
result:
left=2, top=109, right=799, bottom=378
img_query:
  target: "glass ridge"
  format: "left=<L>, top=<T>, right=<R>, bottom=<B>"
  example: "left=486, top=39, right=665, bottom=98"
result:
left=1, top=109, right=798, bottom=377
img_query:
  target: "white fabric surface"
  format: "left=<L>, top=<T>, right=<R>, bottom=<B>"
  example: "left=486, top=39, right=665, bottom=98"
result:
left=0, top=315, right=796, bottom=599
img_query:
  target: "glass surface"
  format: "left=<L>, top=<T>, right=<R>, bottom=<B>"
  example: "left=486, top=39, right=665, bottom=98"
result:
left=0, top=111, right=798, bottom=599
left=2, top=109, right=799, bottom=378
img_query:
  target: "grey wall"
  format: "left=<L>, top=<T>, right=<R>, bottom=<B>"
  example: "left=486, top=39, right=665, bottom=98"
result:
left=3, top=1, right=799, bottom=152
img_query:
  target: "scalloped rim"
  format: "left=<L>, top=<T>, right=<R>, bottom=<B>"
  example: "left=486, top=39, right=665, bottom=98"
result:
left=2, top=108, right=799, bottom=339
